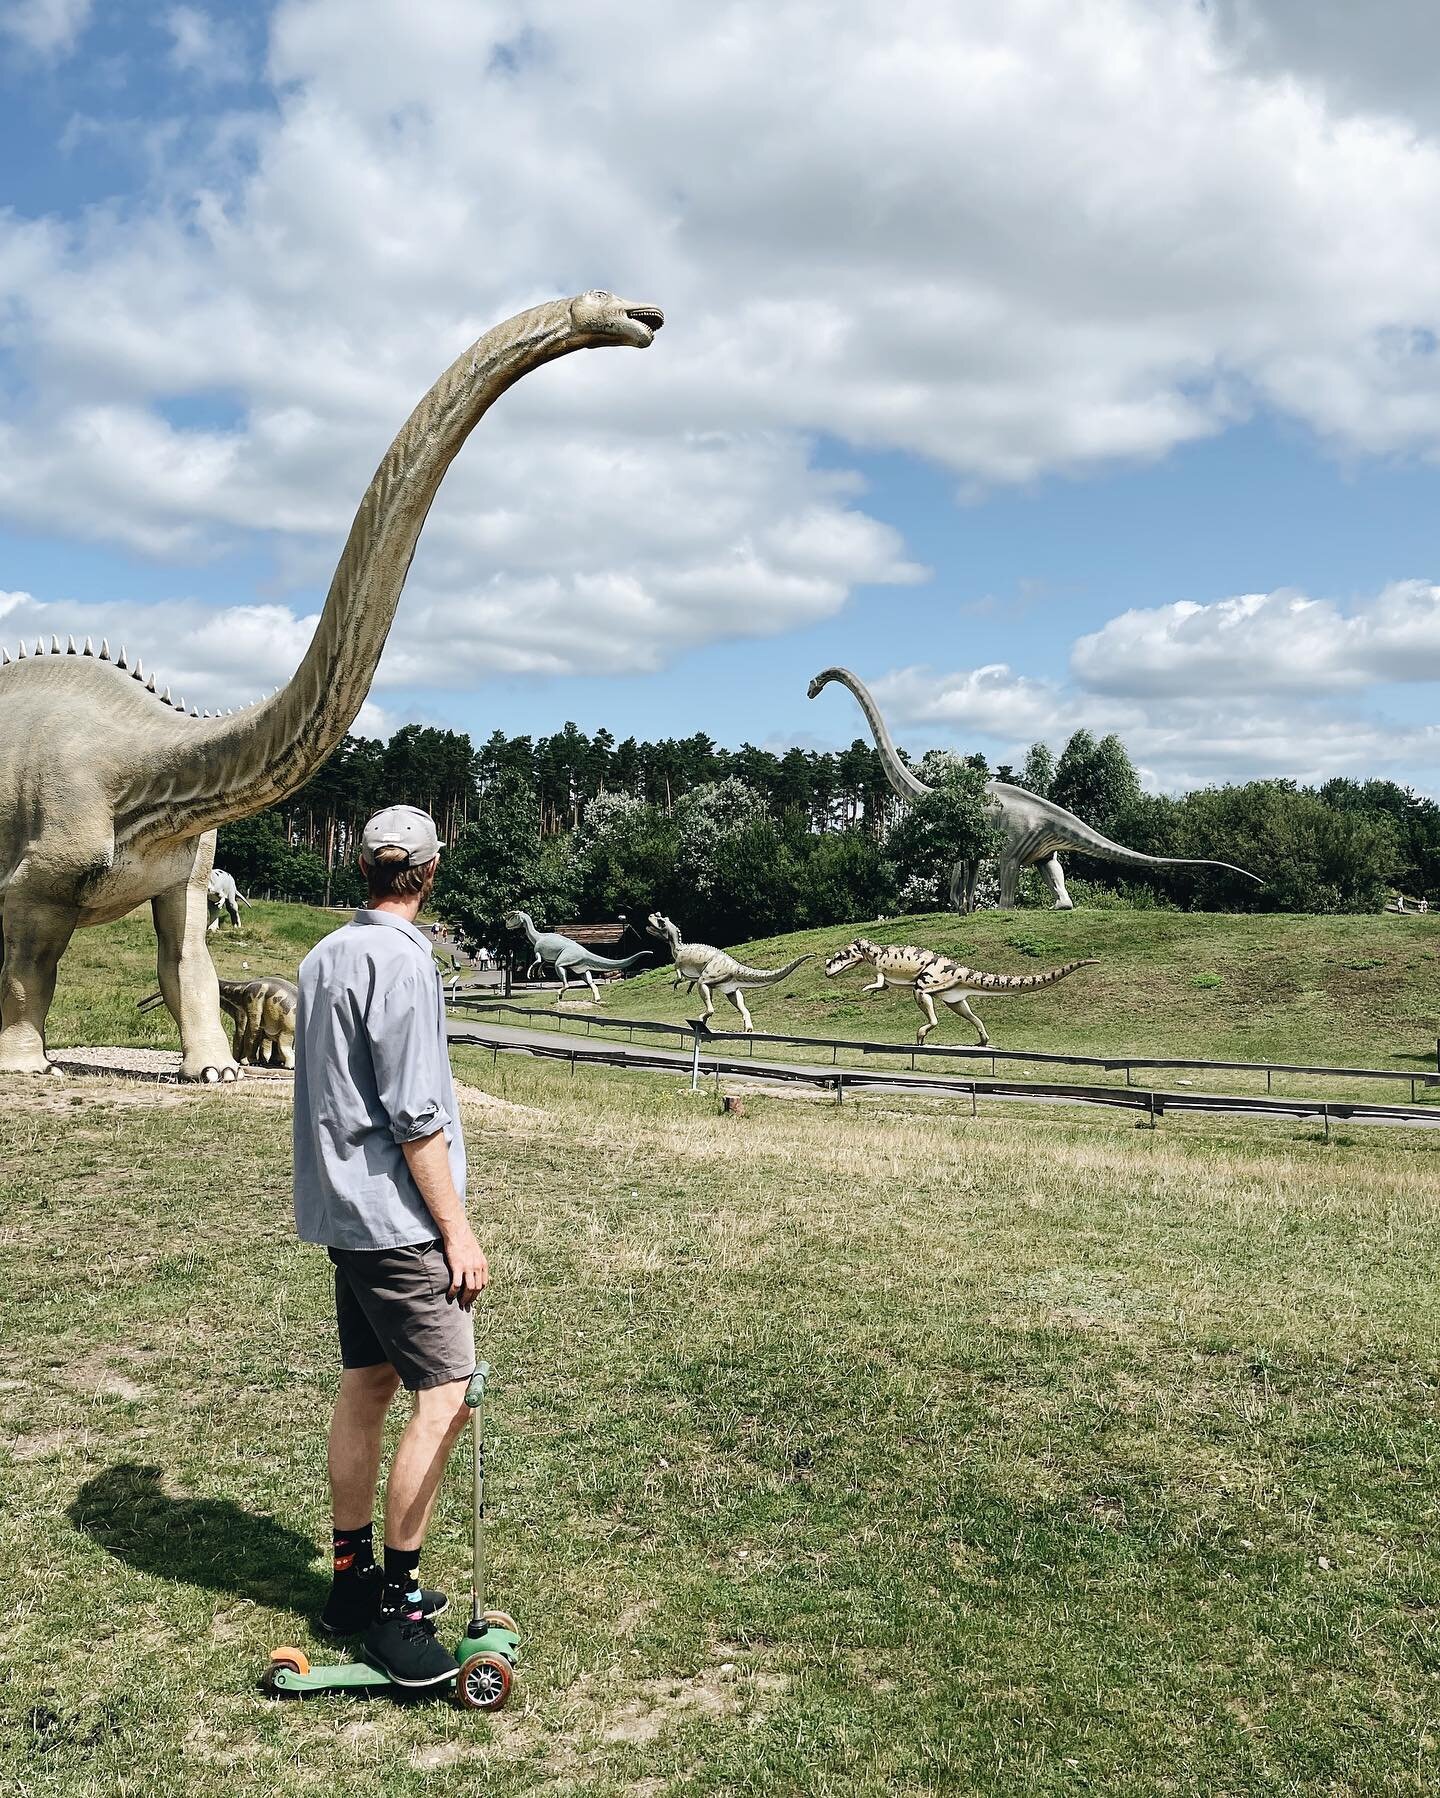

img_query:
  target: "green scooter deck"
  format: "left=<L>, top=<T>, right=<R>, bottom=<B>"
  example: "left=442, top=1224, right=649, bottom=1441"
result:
left=267, top=1624, right=520, bottom=1697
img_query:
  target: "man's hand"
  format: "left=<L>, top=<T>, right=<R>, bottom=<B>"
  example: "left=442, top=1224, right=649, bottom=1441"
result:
left=400, top=1130, right=488, bottom=1308
left=441, top=1222, right=489, bottom=1309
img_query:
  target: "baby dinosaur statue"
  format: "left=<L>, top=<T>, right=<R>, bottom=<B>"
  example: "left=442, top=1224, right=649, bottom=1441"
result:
left=0, top=291, right=662, bottom=1079
left=825, top=937, right=1097, bottom=1046
left=206, top=868, right=251, bottom=932
left=645, top=912, right=811, bottom=1034
left=139, top=974, right=299, bottom=1069
left=502, top=910, right=649, bottom=1002
left=808, top=667, right=1261, bottom=911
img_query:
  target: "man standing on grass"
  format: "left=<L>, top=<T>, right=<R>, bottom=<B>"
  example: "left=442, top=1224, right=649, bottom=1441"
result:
left=292, top=804, right=489, bottom=1689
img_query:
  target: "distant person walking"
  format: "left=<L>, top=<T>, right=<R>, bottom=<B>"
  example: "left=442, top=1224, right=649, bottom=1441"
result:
left=292, top=805, right=488, bottom=1689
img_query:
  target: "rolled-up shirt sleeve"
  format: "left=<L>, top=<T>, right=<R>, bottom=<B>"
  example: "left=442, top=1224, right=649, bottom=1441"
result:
left=367, top=974, right=454, bottom=1143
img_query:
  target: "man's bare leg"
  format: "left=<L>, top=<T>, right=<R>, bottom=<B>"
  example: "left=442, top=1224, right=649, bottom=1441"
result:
left=384, top=1379, right=472, bottom=1551
left=329, top=1364, right=401, bottom=1530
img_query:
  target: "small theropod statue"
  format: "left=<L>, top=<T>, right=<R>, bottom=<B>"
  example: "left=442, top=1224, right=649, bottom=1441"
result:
left=645, top=912, right=811, bottom=1034
left=502, top=910, right=648, bottom=1002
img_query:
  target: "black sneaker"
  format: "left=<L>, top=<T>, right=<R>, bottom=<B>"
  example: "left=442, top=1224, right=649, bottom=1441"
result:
left=362, top=1610, right=460, bottom=1689
left=319, top=1568, right=449, bottom=1637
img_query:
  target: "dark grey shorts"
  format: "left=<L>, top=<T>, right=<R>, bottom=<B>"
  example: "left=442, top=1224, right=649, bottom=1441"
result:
left=328, top=1239, right=476, bottom=1392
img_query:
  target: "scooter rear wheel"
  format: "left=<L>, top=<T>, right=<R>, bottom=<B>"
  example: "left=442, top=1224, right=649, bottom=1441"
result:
left=454, top=1651, right=512, bottom=1711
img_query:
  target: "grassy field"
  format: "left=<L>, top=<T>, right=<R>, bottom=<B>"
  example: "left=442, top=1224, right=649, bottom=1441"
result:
left=2, top=1036, right=1439, bottom=1794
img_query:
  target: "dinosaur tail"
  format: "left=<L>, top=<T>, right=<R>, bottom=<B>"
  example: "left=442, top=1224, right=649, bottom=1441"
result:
left=140, top=979, right=246, bottom=1012
left=926, top=957, right=1098, bottom=994
left=585, top=949, right=651, bottom=971
left=1030, top=798, right=1262, bottom=884
left=239, top=891, right=252, bottom=906
left=729, top=953, right=813, bottom=985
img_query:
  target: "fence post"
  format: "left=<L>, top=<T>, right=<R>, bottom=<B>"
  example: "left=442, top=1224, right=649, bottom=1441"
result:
left=971, top=1082, right=977, bottom=1117
left=835, top=1073, right=844, bottom=1106
left=689, top=1025, right=703, bottom=1094
left=1322, top=1102, right=1329, bottom=1141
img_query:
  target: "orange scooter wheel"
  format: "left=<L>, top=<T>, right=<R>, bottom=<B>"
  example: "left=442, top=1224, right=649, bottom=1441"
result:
left=454, top=1652, right=512, bottom=1711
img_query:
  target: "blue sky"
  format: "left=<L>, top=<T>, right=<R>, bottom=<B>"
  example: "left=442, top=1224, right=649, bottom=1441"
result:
left=2, top=0, right=1438, bottom=791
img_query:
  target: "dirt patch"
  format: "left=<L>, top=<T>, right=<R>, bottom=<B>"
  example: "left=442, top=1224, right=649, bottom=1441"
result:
left=10, top=1428, right=71, bottom=1462
left=454, top=1082, right=543, bottom=1116
left=61, top=1349, right=149, bottom=1403
left=594, top=1657, right=788, bottom=1746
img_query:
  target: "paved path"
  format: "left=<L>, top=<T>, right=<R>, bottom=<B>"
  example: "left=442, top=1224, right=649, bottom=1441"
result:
left=446, top=1013, right=1440, bottom=1131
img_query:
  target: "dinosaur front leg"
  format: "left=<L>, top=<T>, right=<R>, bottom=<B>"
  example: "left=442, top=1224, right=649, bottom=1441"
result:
left=0, top=896, right=78, bottom=1073
left=946, top=993, right=989, bottom=1046
left=152, top=872, right=240, bottom=1084
left=1037, top=853, right=1073, bottom=910
left=724, top=983, right=755, bottom=1033
left=913, top=984, right=939, bottom=1045
left=862, top=973, right=886, bottom=994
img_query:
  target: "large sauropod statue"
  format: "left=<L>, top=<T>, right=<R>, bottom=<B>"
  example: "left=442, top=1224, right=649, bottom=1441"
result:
left=808, top=666, right=1260, bottom=911
left=0, top=292, right=663, bottom=1079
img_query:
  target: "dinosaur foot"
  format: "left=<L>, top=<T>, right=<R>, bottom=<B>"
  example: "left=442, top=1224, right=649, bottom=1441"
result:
left=179, top=1060, right=244, bottom=1084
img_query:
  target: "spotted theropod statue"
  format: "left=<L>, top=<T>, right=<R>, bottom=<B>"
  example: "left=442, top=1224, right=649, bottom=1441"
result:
left=825, top=937, right=1097, bottom=1046
left=0, top=292, right=661, bottom=1079
left=808, top=667, right=1261, bottom=911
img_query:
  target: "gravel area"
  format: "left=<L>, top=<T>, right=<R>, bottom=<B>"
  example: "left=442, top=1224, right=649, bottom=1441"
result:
left=49, top=1046, right=292, bottom=1083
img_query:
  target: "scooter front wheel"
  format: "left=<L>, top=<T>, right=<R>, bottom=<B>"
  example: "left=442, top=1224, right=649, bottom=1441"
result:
left=262, top=1647, right=312, bottom=1696
left=482, top=1610, right=519, bottom=1634
left=454, top=1652, right=512, bottom=1711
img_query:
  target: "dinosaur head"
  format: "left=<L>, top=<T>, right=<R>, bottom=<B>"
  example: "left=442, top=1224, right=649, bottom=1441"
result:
left=644, top=911, right=675, bottom=939
left=806, top=668, right=843, bottom=700
left=569, top=290, right=665, bottom=348
left=824, top=939, right=869, bottom=977
left=501, top=910, right=526, bottom=930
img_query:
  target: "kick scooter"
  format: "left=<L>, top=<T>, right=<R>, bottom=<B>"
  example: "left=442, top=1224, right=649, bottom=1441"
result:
left=264, top=1362, right=520, bottom=1709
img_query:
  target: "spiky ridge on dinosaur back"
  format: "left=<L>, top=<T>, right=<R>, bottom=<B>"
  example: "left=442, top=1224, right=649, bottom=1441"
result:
left=0, top=632, right=269, bottom=719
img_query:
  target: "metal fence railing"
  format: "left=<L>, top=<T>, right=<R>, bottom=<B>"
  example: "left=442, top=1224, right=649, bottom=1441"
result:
left=448, top=995, right=1440, bottom=1105
left=446, top=1018, right=1439, bottom=1136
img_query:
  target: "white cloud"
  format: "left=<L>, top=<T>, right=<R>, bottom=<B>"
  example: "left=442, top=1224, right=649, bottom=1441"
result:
left=166, top=6, right=249, bottom=85
left=852, top=580, right=1440, bottom=790
left=1071, top=582, right=1440, bottom=697
left=2, top=0, right=1440, bottom=784
left=0, top=0, right=90, bottom=57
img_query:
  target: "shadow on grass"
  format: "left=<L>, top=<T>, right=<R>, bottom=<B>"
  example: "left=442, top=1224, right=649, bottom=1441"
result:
left=71, top=1463, right=328, bottom=1612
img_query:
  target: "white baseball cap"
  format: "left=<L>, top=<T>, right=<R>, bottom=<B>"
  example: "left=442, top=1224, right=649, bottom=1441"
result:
left=359, top=805, right=444, bottom=867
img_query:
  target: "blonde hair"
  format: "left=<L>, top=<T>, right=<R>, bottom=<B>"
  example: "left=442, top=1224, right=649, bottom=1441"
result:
left=364, top=846, right=438, bottom=900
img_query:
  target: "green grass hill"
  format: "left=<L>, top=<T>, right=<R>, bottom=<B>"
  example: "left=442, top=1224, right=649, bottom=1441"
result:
left=618, top=909, right=1440, bottom=1076
left=51, top=902, right=1439, bottom=1086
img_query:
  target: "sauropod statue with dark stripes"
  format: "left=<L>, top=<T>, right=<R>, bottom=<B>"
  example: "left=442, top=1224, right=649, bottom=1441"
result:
left=808, top=666, right=1261, bottom=912
left=0, top=292, right=663, bottom=1080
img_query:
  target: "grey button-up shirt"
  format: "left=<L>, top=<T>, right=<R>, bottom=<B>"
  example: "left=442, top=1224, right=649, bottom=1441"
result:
left=293, top=909, right=467, bottom=1250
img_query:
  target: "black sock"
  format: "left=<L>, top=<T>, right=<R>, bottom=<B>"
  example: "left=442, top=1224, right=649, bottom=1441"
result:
left=332, top=1521, right=376, bottom=1583
left=380, top=1544, right=423, bottom=1617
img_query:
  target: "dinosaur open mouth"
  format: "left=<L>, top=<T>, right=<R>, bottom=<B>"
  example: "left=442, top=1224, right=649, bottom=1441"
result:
left=625, top=306, right=665, bottom=334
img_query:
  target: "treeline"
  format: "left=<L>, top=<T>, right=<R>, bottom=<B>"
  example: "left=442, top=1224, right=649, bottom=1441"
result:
left=215, top=718, right=1440, bottom=946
